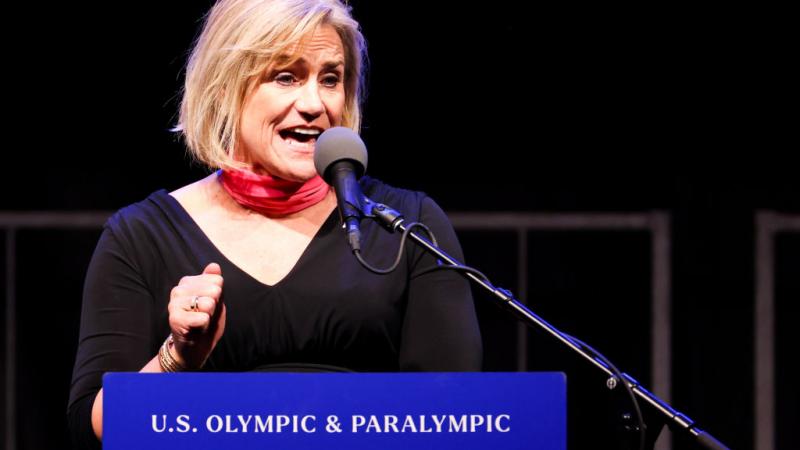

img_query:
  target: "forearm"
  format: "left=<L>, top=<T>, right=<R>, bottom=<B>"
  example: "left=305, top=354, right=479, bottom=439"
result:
left=90, top=354, right=163, bottom=440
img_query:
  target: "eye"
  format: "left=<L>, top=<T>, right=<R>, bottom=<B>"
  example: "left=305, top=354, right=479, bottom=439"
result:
left=321, top=73, right=342, bottom=88
left=273, top=72, right=297, bottom=86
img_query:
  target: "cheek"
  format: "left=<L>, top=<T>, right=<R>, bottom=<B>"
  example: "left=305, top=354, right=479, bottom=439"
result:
left=243, top=88, right=284, bottom=129
left=325, top=92, right=347, bottom=123
left=241, top=102, right=264, bottom=133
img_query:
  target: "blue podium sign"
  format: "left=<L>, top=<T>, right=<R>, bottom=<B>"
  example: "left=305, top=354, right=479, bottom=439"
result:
left=104, top=372, right=565, bottom=450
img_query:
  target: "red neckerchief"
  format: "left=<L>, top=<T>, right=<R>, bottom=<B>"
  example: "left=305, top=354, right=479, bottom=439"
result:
left=219, top=168, right=330, bottom=217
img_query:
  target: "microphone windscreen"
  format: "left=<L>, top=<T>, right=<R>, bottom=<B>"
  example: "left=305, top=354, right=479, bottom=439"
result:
left=314, top=127, right=368, bottom=183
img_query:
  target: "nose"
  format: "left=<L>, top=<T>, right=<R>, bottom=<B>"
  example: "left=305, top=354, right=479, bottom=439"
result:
left=295, top=81, right=325, bottom=120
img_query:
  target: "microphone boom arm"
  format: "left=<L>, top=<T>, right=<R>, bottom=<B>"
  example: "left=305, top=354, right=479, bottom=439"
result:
left=358, top=197, right=730, bottom=450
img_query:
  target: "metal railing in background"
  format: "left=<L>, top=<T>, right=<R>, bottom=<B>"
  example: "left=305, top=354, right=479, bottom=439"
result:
left=754, top=211, right=800, bottom=450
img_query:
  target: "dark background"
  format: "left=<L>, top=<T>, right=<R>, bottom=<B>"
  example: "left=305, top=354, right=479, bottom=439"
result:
left=1, top=1, right=796, bottom=449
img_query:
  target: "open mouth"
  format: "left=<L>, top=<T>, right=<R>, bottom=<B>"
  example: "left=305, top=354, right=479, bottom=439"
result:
left=278, top=127, right=322, bottom=146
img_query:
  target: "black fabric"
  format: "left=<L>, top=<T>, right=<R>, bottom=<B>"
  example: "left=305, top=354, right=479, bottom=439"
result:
left=68, top=176, right=482, bottom=449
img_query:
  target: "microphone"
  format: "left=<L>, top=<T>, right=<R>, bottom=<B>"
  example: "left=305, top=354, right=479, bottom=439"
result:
left=314, top=127, right=368, bottom=252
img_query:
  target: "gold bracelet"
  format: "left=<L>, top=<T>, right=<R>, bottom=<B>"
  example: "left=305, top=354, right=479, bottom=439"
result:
left=158, top=339, right=176, bottom=372
left=158, top=335, right=187, bottom=372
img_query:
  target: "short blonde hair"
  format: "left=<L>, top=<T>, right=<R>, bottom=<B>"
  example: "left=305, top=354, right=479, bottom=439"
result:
left=175, top=0, right=366, bottom=169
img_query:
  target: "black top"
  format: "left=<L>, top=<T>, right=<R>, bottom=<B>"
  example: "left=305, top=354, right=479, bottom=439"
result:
left=68, top=177, right=482, bottom=449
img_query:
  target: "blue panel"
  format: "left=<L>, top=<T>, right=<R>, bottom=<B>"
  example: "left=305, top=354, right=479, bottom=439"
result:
left=104, top=372, right=566, bottom=450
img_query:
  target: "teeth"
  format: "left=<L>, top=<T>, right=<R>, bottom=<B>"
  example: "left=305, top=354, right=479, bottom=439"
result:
left=287, top=128, right=321, bottom=136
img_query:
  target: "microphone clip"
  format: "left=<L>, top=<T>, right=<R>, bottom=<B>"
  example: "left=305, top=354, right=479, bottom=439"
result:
left=361, top=197, right=405, bottom=232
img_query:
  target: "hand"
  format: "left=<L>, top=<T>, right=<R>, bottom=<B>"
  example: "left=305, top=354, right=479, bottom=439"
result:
left=167, top=262, right=226, bottom=369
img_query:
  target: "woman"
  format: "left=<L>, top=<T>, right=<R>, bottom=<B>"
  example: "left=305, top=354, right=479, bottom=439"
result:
left=68, top=0, right=482, bottom=448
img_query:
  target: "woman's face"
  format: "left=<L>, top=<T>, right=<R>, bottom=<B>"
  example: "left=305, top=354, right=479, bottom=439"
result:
left=238, top=24, right=346, bottom=181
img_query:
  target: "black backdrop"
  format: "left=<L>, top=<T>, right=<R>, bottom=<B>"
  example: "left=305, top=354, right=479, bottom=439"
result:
left=1, top=1, right=796, bottom=449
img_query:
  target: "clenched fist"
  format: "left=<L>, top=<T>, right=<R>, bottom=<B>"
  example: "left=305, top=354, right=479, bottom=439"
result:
left=167, top=262, right=226, bottom=369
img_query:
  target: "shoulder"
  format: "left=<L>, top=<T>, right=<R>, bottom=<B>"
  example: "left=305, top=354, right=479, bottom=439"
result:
left=360, top=176, right=450, bottom=223
left=87, top=190, right=177, bottom=279
left=361, top=177, right=428, bottom=218
left=103, top=188, right=193, bottom=257
left=360, top=178, right=465, bottom=264
left=107, top=173, right=218, bottom=237
left=107, top=190, right=171, bottom=232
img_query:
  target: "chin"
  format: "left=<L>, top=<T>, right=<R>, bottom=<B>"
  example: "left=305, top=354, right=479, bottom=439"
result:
left=282, top=166, right=319, bottom=182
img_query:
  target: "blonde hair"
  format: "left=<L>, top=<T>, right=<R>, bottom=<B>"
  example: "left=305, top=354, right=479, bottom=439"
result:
left=174, top=0, right=366, bottom=169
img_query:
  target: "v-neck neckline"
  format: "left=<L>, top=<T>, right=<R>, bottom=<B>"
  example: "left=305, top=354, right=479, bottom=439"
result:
left=153, top=189, right=339, bottom=289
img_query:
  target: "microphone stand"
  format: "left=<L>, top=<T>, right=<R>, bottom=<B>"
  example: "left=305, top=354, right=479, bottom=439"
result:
left=359, top=198, right=730, bottom=450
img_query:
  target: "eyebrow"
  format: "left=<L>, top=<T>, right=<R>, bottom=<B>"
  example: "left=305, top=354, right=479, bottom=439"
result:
left=321, top=60, right=345, bottom=71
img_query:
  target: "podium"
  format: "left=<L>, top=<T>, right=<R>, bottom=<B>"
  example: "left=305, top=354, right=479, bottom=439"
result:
left=104, top=372, right=566, bottom=450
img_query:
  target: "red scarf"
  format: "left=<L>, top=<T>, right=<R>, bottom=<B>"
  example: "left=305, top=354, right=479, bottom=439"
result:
left=219, top=168, right=330, bottom=216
